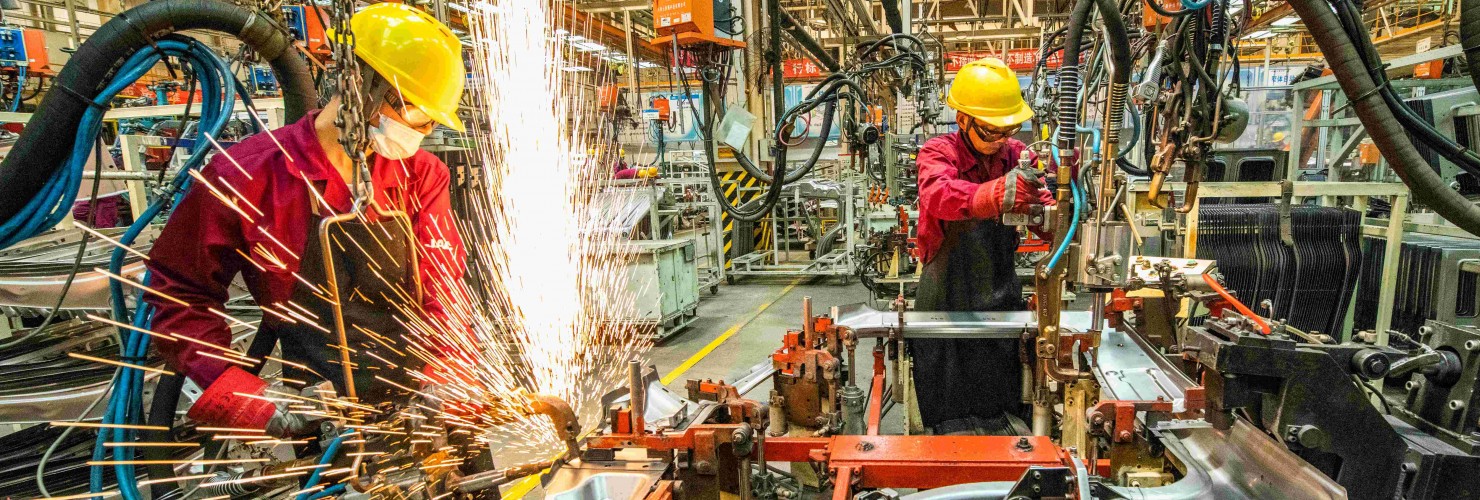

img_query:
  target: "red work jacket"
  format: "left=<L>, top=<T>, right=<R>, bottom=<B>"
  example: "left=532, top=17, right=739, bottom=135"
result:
left=143, top=110, right=466, bottom=386
left=915, top=133, right=1054, bottom=264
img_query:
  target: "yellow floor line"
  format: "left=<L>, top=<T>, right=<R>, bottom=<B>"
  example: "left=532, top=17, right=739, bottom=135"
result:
left=660, top=280, right=799, bottom=385
left=502, top=280, right=800, bottom=499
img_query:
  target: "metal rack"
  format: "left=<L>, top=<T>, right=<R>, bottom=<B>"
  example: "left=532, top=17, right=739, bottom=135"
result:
left=727, top=179, right=858, bottom=282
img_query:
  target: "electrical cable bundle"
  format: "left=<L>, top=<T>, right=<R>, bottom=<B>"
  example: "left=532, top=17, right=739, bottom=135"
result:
left=0, top=1, right=315, bottom=496
left=0, top=0, right=314, bottom=249
left=673, top=26, right=931, bottom=221
left=1285, top=0, right=1480, bottom=235
left=84, top=37, right=260, bottom=500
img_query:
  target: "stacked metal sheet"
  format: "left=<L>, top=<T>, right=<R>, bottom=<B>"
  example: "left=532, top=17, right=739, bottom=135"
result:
left=0, top=227, right=156, bottom=317
left=1196, top=204, right=1362, bottom=336
left=1355, top=233, right=1480, bottom=333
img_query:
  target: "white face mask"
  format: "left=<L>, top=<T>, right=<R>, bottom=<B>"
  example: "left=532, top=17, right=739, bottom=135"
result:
left=368, top=113, right=427, bottom=160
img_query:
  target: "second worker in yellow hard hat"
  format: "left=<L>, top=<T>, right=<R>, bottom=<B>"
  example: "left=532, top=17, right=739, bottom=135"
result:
left=143, top=3, right=470, bottom=435
left=911, top=57, right=1054, bottom=435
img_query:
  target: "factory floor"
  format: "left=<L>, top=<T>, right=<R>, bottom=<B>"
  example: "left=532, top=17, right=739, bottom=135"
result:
left=506, top=278, right=878, bottom=498
left=649, top=277, right=870, bottom=391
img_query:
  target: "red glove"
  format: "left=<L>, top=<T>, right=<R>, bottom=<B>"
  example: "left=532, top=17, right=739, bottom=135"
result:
left=969, top=169, right=1046, bottom=219
left=186, top=366, right=277, bottom=431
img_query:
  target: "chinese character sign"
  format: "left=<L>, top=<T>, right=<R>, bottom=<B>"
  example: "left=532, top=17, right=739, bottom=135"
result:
left=783, top=58, right=824, bottom=79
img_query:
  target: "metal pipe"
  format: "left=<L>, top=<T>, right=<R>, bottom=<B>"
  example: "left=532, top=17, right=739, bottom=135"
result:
left=629, top=360, right=646, bottom=435
left=82, top=170, right=181, bottom=180
left=1032, top=401, right=1051, bottom=436
left=776, top=8, right=840, bottom=72
left=802, top=295, right=814, bottom=345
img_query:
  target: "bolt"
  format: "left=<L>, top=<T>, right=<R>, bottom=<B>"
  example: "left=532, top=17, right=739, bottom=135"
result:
left=1406, top=380, right=1420, bottom=391
left=1016, top=437, right=1034, bottom=451
left=856, top=441, right=875, bottom=452
left=1466, top=340, right=1480, bottom=352
left=1090, top=413, right=1105, bottom=426
left=696, top=460, right=714, bottom=474
left=1450, top=400, right=1466, bottom=411
left=1033, top=471, right=1042, bottom=480
left=1117, top=430, right=1133, bottom=442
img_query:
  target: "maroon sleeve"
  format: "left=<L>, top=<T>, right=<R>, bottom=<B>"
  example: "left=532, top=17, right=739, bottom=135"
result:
left=144, top=162, right=249, bottom=387
left=917, top=140, right=985, bottom=222
left=411, top=156, right=466, bottom=327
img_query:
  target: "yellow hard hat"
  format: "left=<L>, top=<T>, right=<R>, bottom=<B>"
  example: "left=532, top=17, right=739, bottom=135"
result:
left=946, top=58, right=1033, bottom=128
left=1272, top=131, right=1286, bottom=142
left=351, top=3, right=466, bottom=131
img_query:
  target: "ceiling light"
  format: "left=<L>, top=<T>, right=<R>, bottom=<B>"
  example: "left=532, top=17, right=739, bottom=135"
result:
left=1273, top=16, right=1299, bottom=26
left=1244, top=30, right=1274, bottom=40
left=564, top=66, right=593, bottom=72
left=446, top=2, right=469, bottom=13
left=574, top=41, right=609, bottom=52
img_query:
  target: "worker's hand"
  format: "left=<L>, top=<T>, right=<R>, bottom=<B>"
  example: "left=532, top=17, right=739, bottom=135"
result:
left=970, top=169, right=1044, bottom=219
left=187, top=366, right=308, bottom=437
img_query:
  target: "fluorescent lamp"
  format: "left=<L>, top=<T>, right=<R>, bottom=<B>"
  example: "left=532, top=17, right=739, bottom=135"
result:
left=563, top=66, right=593, bottom=72
left=1273, top=16, right=1299, bottom=26
left=637, top=62, right=660, bottom=69
left=573, top=41, right=609, bottom=52
left=446, top=2, right=469, bottom=13
left=1244, top=30, right=1274, bottom=40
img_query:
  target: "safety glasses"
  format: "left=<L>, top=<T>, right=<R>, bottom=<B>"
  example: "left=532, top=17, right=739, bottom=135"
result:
left=383, top=92, right=436, bottom=130
left=969, top=121, right=1019, bottom=142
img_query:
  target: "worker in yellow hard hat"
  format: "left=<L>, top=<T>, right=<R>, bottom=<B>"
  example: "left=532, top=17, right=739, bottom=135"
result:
left=912, top=57, right=1054, bottom=435
left=144, top=3, right=469, bottom=435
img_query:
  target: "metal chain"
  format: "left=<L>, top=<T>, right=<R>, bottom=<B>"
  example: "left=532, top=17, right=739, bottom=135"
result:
left=329, top=0, right=371, bottom=201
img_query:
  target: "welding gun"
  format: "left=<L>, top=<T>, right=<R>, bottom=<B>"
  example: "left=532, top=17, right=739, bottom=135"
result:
left=1000, top=149, right=1048, bottom=227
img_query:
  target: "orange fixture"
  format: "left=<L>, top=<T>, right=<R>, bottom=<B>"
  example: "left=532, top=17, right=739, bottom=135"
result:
left=1142, top=0, right=1181, bottom=28
left=21, top=29, right=49, bottom=74
left=651, top=0, right=745, bottom=48
left=650, top=96, right=671, bottom=121
left=1414, top=60, right=1443, bottom=79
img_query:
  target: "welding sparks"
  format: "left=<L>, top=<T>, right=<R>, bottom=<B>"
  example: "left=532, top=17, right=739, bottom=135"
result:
left=387, top=0, right=653, bottom=456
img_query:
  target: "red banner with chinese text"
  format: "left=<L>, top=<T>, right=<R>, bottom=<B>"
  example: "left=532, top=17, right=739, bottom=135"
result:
left=945, top=49, right=1060, bottom=72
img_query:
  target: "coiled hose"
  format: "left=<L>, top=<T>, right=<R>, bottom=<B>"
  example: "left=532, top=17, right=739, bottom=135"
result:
left=0, top=0, right=314, bottom=247
left=1095, top=0, right=1131, bottom=147
left=92, top=37, right=261, bottom=500
left=1287, top=0, right=1480, bottom=235
left=1056, top=0, right=1095, bottom=152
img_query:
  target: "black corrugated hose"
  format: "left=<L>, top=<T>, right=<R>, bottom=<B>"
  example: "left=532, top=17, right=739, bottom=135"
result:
left=0, top=0, right=316, bottom=223
left=1465, top=0, right=1480, bottom=92
left=1332, top=0, right=1480, bottom=181
left=1288, top=0, right=1480, bottom=235
left=1056, top=0, right=1096, bottom=154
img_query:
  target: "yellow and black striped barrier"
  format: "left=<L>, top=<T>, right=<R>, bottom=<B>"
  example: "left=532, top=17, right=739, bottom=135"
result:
left=717, top=170, right=765, bottom=268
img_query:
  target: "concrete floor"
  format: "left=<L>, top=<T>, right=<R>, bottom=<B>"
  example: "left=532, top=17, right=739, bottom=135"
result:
left=649, top=277, right=871, bottom=392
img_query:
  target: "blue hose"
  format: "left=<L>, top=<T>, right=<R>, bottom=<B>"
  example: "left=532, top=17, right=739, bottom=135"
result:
left=296, top=432, right=352, bottom=500
left=307, top=484, right=347, bottom=500
left=1045, top=126, right=1095, bottom=273
left=87, top=38, right=249, bottom=500
left=1180, top=0, right=1211, bottom=8
left=1046, top=178, right=1083, bottom=272
left=10, top=66, right=24, bottom=112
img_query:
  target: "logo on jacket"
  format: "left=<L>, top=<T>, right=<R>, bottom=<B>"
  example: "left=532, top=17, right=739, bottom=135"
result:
left=426, top=238, right=454, bottom=251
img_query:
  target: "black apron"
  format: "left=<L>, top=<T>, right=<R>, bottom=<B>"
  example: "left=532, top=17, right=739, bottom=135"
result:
left=266, top=205, right=424, bottom=405
left=910, top=216, right=1026, bottom=430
